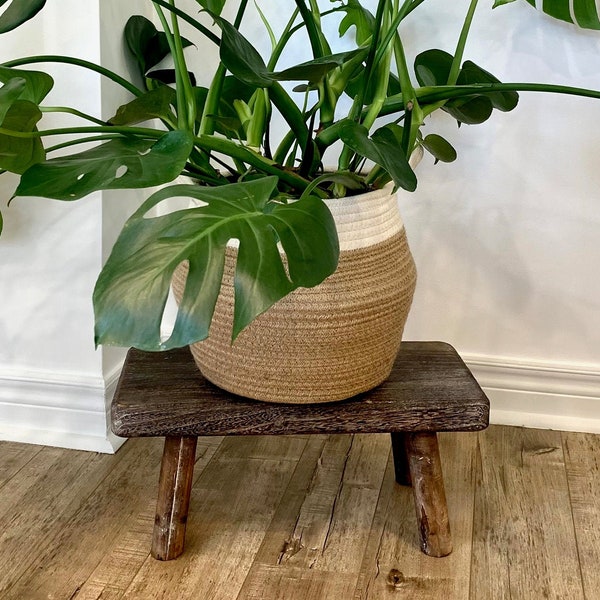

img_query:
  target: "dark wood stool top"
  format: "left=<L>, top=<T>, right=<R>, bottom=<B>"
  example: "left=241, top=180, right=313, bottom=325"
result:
left=111, top=341, right=489, bottom=438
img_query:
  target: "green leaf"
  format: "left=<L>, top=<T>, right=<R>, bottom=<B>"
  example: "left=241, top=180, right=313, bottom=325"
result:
left=299, top=170, right=366, bottom=201
left=0, top=77, right=26, bottom=123
left=108, top=85, right=177, bottom=126
left=458, top=61, right=519, bottom=112
left=496, top=0, right=599, bottom=29
left=572, top=0, right=600, bottom=29
left=214, top=16, right=273, bottom=88
left=15, top=130, right=193, bottom=200
left=337, top=0, right=375, bottom=45
left=444, top=95, right=494, bottom=124
left=213, top=76, right=255, bottom=137
left=414, top=49, right=453, bottom=87
left=272, top=49, right=367, bottom=85
left=0, top=67, right=53, bottom=104
left=542, top=0, right=575, bottom=24
left=125, top=16, right=194, bottom=80
left=193, top=0, right=226, bottom=15
left=0, top=100, right=44, bottom=173
left=338, top=120, right=417, bottom=192
left=421, top=134, right=457, bottom=164
left=93, top=177, right=339, bottom=350
left=0, top=0, right=45, bottom=33
left=145, top=69, right=197, bottom=87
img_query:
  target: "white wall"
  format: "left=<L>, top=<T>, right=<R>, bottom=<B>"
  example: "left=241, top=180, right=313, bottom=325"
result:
left=0, top=1, right=149, bottom=451
left=0, top=1, right=598, bottom=451
left=396, top=1, right=600, bottom=431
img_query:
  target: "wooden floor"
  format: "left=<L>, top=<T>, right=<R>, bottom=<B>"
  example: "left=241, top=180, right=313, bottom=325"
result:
left=1, top=425, right=599, bottom=599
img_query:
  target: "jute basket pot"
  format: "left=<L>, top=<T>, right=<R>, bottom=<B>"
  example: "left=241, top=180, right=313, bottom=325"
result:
left=172, top=184, right=417, bottom=404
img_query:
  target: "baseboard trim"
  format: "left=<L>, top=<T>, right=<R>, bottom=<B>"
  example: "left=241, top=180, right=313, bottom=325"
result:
left=464, top=353, right=600, bottom=434
left=1, top=353, right=599, bottom=448
left=0, top=366, right=125, bottom=453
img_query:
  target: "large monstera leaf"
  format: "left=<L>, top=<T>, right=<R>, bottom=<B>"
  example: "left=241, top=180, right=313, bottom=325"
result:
left=15, top=131, right=193, bottom=200
left=93, top=177, right=339, bottom=351
left=495, top=0, right=600, bottom=30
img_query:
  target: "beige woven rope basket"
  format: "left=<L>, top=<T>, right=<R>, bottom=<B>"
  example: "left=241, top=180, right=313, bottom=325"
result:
left=172, top=185, right=417, bottom=404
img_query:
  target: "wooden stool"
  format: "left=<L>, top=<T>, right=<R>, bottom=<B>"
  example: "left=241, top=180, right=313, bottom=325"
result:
left=111, top=341, right=489, bottom=561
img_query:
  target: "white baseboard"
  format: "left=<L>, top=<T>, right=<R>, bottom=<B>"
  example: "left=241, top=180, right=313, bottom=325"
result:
left=0, top=366, right=125, bottom=453
left=465, top=353, right=600, bottom=434
left=1, top=353, right=599, bottom=450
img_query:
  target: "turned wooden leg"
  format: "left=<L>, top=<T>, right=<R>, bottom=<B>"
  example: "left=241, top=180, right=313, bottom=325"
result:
left=404, top=432, right=452, bottom=558
left=390, top=432, right=411, bottom=486
left=151, top=435, right=198, bottom=560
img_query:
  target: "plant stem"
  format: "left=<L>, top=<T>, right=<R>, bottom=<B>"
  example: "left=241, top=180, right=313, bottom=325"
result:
left=40, top=107, right=106, bottom=126
left=199, top=0, right=248, bottom=137
left=149, top=0, right=220, bottom=44
left=294, top=0, right=325, bottom=58
left=153, top=2, right=195, bottom=132
left=448, top=0, right=479, bottom=85
left=0, top=125, right=162, bottom=139
left=194, top=135, right=314, bottom=192
left=1, top=56, right=143, bottom=97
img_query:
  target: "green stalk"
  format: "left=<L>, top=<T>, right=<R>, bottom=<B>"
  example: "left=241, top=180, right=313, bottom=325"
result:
left=0, top=125, right=163, bottom=139
left=199, top=0, right=249, bottom=137
left=1, top=56, right=143, bottom=96
left=270, top=82, right=310, bottom=155
left=169, top=0, right=196, bottom=132
left=45, top=135, right=130, bottom=153
left=267, top=9, right=299, bottom=70
left=338, top=0, right=388, bottom=170
left=448, top=0, right=479, bottom=86
left=268, top=8, right=344, bottom=70
left=153, top=2, right=195, bottom=132
left=40, top=107, right=106, bottom=126
left=294, top=0, right=325, bottom=58
left=373, top=0, right=426, bottom=68
left=149, top=0, right=220, bottom=44
left=194, top=135, right=320, bottom=193
left=388, top=82, right=600, bottom=113
left=361, top=11, right=394, bottom=130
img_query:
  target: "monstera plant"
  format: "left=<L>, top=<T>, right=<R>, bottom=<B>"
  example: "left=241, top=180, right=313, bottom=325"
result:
left=496, top=0, right=600, bottom=29
left=0, top=0, right=599, bottom=354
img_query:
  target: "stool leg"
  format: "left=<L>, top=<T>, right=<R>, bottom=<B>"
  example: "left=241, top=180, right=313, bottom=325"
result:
left=390, top=432, right=411, bottom=486
left=151, top=435, right=198, bottom=560
left=404, top=432, right=452, bottom=558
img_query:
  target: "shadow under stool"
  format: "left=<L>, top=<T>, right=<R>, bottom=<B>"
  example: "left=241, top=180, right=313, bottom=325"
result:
left=111, top=341, right=490, bottom=561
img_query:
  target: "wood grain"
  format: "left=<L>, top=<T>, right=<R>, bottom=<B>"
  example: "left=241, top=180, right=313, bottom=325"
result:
left=74, top=436, right=223, bottom=600
left=152, top=436, right=198, bottom=560
left=471, top=426, right=584, bottom=600
left=404, top=432, right=452, bottom=557
left=0, top=446, right=123, bottom=597
left=563, top=431, right=600, bottom=599
left=111, top=342, right=489, bottom=438
left=119, top=436, right=307, bottom=600
left=354, top=432, right=478, bottom=599
left=2, top=426, right=597, bottom=599
left=0, top=441, right=43, bottom=492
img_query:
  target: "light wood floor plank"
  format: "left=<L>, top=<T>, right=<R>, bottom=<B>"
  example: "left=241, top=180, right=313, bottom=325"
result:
left=0, top=441, right=43, bottom=492
left=238, top=434, right=390, bottom=600
left=120, top=436, right=308, bottom=600
left=74, top=435, right=224, bottom=600
left=471, top=426, right=584, bottom=600
left=354, top=432, right=478, bottom=599
left=0, top=425, right=597, bottom=599
left=0, top=445, right=124, bottom=596
left=563, top=431, right=600, bottom=600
